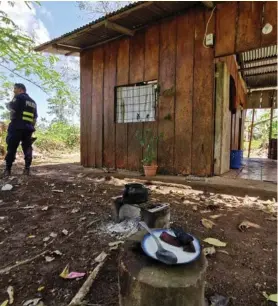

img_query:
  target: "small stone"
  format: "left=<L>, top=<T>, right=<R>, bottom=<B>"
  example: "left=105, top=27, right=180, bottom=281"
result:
left=62, top=229, right=68, bottom=236
left=50, top=232, right=57, bottom=238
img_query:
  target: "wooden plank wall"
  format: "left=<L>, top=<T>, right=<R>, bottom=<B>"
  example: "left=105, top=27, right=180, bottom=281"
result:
left=192, top=8, right=215, bottom=176
left=115, top=39, right=129, bottom=169
left=174, top=12, right=194, bottom=175
left=80, top=7, right=216, bottom=176
left=80, top=50, right=92, bottom=167
left=128, top=32, right=145, bottom=171
left=143, top=25, right=159, bottom=165
left=103, top=42, right=118, bottom=168
left=158, top=19, right=176, bottom=174
left=215, top=1, right=277, bottom=57
left=81, top=1, right=277, bottom=175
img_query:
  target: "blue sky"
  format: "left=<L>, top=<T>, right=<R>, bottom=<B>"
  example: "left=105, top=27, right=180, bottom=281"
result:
left=38, top=2, right=86, bottom=39
left=32, top=2, right=85, bottom=121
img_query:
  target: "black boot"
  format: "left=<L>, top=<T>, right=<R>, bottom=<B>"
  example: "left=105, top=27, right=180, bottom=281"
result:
left=3, top=168, right=11, bottom=177
left=23, top=168, right=30, bottom=176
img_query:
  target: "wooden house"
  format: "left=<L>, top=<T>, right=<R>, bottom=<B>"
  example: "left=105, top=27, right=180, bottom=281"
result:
left=36, top=1, right=277, bottom=176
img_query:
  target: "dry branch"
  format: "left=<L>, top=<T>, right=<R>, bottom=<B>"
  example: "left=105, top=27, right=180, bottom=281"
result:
left=68, top=252, right=109, bottom=306
left=0, top=250, right=47, bottom=275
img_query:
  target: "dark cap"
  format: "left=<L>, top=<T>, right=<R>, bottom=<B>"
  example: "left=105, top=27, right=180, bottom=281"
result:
left=14, top=83, right=26, bottom=92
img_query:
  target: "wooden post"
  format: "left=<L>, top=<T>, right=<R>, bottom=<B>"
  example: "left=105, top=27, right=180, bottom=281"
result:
left=268, top=103, right=274, bottom=157
left=248, top=109, right=255, bottom=158
left=119, top=231, right=207, bottom=306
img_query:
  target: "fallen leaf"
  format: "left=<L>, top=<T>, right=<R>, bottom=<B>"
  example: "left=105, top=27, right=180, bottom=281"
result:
left=66, top=272, right=86, bottom=279
left=7, top=286, right=14, bottom=304
left=95, top=251, right=107, bottom=263
left=45, top=256, right=55, bottom=263
left=204, top=238, right=227, bottom=247
left=262, top=292, right=278, bottom=302
left=71, top=208, right=80, bottom=214
left=53, top=250, right=62, bottom=256
left=28, top=235, right=36, bottom=239
left=266, top=216, right=277, bottom=221
left=238, top=220, right=261, bottom=232
left=62, top=229, right=68, bottom=236
left=0, top=300, right=8, bottom=306
left=59, top=265, right=69, bottom=279
left=268, top=293, right=278, bottom=302
left=23, top=299, right=44, bottom=306
left=1, top=184, right=13, bottom=191
left=79, top=217, right=87, bottom=222
left=89, top=212, right=96, bottom=215
left=217, top=250, right=229, bottom=255
left=210, top=214, right=223, bottom=219
left=108, top=241, right=124, bottom=247
left=262, top=291, right=269, bottom=299
left=201, top=218, right=215, bottom=229
left=41, top=206, right=48, bottom=211
left=43, top=237, right=50, bottom=242
left=50, top=232, right=57, bottom=238
left=109, top=245, right=119, bottom=251
left=192, top=205, right=198, bottom=211
left=37, top=286, right=45, bottom=292
left=203, top=246, right=216, bottom=256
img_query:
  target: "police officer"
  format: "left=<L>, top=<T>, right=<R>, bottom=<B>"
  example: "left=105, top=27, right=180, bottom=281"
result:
left=4, top=83, right=38, bottom=176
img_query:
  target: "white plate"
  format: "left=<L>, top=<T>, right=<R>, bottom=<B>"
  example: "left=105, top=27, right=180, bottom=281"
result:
left=141, top=229, right=201, bottom=265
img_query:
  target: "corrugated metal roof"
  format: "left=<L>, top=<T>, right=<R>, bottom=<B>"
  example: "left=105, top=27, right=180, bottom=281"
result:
left=239, top=45, right=277, bottom=89
left=34, top=1, right=199, bottom=55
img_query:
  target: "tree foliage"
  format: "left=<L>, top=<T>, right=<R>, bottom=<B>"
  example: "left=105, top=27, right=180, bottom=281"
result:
left=77, top=1, right=132, bottom=20
left=0, top=1, right=79, bottom=122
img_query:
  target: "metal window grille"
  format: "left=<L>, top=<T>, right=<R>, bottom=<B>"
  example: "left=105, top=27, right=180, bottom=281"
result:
left=115, top=83, right=157, bottom=123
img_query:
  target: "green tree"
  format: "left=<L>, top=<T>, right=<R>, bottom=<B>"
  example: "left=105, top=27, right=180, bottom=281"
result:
left=0, top=1, right=79, bottom=122
left=77, top=1, right=132, bottom=20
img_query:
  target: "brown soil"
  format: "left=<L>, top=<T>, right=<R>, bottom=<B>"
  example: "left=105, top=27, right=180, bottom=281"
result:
left=0, top=161, right=276, bottom=306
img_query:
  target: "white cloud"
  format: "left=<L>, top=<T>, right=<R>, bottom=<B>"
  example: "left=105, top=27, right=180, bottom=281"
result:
left=0, top=1, right=50, bottom=44
left=39, top=5, right=53, bottom=22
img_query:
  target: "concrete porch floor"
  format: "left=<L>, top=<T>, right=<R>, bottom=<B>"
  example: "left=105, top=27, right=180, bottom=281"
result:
left=223, top=158, right=277, bottom=183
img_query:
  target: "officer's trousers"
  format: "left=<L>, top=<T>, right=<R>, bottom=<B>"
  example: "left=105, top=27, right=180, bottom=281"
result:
left=5, top=129, right=33, bottom=169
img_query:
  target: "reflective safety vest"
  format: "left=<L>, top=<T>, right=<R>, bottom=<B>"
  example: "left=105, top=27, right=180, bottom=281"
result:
left=22, top=98, right=36, bottom=124
left=23, top=110, right=35, bottom=123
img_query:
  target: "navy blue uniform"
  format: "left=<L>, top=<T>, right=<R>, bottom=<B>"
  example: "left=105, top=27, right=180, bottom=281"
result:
left=5, top=93, right=38, bottom=170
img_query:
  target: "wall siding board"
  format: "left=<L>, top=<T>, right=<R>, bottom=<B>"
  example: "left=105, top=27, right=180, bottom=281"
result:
left=82, top=3, right=273, bottom=175
left=127, top=31, right=145, bottom=171
left=80, top=51, right=92, bottom=167
left=88, top=50, right=96, bottom=167
left=236, top=2, right=264, bottom=53
left=115, top=38, right=129, bottom=169
left=143, top=24, right=160, bottom=165
left=261, top=1, right=277, bottom=47
left=92, top=47, right=104, bottom=168
left=192, top=9, right=215, bottom=176
left=215, top=2, right=237, bottom=57
left=103, top=42, right=118, bottom=168
left=174, top=12, right=194, bottom=174
left=158, top=18, right=176, bottom=174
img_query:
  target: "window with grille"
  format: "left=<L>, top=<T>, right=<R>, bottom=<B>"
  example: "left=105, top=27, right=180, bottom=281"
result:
left=115, top=82, right=157, bottom=123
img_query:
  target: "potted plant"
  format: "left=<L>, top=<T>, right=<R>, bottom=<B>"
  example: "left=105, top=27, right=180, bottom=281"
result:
left=137, top=129, right=162, bottom=176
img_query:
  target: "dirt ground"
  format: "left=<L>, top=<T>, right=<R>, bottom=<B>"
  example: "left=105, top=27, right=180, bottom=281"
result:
left=0, top=158, right=277, bottom=306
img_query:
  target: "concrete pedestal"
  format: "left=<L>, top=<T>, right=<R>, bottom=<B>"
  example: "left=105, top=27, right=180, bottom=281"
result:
left=118, top=231, right=207, bottom=306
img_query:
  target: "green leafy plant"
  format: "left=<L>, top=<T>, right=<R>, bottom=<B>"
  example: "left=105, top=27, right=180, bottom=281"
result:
left=136, top=129, right=163, bottom=166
